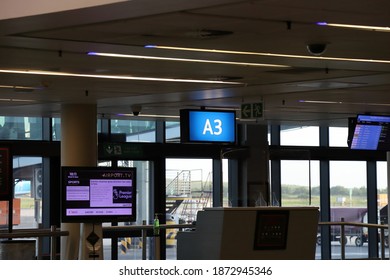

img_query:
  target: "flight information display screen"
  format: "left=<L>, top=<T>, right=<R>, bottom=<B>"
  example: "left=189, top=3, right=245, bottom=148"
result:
left=349, top=115, right=390, bottom=151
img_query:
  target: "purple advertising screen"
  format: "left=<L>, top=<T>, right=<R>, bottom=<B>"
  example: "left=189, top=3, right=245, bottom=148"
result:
left=61, top=166, right=136, bottom=223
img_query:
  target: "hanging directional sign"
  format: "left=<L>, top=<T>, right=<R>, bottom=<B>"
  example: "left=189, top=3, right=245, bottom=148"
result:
left=252, top=102, right=263, bottom=118
left=99, top=143, right=143, bottom=158
left=180, top=109, right=236, bottom=143
left=241, top=102, right=263, bottom=119
left=241, top=104, right=252, bottom=119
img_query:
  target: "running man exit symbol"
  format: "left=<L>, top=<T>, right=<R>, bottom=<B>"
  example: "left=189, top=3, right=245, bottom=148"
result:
left=241, top=102, right=263, bottom=119
left=252, top=102, right=263, bottom=118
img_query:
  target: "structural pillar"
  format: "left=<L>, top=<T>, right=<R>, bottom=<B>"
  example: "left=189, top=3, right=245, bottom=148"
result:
left=237, top=124, right=270, bottom=206
left=60, top=103, right=99, bottom=260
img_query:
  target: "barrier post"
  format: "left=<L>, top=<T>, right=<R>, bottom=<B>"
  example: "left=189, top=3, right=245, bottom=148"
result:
left=142, top=220, right=146, bottom=260
left=340, top=218, right=345, bottom=260
left=51, top=225, right=57, bottom=260
left=380, top=227, right=385, bottom=260
left=154, top=236, right=160, bottom=260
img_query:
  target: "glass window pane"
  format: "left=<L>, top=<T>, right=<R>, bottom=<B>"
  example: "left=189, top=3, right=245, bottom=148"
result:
left=377, top=161, right=388, bottom=259
left=166, top=159, right=212, bottom=223
left=280, top=126, right=319, bottom=146
left=54, top=118, right=103, bottom=142
left=329, top=127, right=348, bottom=147
left=222, top=159, right=229, bottom=207
left=0, top=117, right=42, bottom=140
left=377, top=161, right=387, bottom=211
left=102, top=160, right=150, bottom=260
left=98, top=161, right=112, bottom=167
left=330, top=161, right=367, bottom=207
left=117, top=160, right=150, bottom=225
left=166, top=121, right=180, bottom=143
left=267, top=126, right=271, bottom=145
left=280, top=160, right=320, bottom=207
left=165, top=158, right=212, bottom=260
left=97, top=119, right=102, bottom=133
left=13, top=156, right=43, bottom=229
left=329, top=161, right=367, bottom=259
left=111, top=119, right=156, bottom=142
left=52, top=118, right=61, bottom=141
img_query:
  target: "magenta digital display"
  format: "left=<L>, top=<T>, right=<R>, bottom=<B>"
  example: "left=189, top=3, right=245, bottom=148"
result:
left=61, top=166, right=136, bottom=223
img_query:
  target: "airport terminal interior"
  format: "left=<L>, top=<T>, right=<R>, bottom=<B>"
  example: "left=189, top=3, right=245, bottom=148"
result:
left=0, top=0, right=390, bottom=260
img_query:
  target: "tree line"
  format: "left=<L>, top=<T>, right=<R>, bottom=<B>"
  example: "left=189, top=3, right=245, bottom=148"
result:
left=281, top=185, right=386, bottom=197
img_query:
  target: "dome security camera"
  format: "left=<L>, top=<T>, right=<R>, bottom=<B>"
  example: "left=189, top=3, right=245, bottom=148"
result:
left=306, top=43, right=327, bottom=56
left=131, top=104, right=142, bottom=116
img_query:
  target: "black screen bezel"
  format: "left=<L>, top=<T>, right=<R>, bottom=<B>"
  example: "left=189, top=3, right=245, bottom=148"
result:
left=349, top=114, right=390, bottom=151
left=179, top=109, right=237, bottom=144
left=61, top=166, right=136, bottom=223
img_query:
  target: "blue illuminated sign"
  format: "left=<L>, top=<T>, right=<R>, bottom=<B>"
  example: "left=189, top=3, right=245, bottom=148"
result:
left=180, top=110, right=236, bottom=143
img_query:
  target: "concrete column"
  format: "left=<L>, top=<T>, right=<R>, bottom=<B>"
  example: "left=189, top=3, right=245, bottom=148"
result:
left=238, top=124, right=270, bottom=206
left=60, top=103, right=98, bottom=260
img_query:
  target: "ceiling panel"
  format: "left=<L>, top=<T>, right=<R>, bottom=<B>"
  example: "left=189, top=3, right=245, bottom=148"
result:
left=0, top=0, right=389, bottom=126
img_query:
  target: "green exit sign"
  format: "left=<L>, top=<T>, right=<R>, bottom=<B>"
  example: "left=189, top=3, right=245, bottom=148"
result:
left=241, top=102, right=263, bottom=119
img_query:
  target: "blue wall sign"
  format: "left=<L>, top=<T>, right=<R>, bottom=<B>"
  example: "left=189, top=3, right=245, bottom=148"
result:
left=180, top=110, right=236, bottom=143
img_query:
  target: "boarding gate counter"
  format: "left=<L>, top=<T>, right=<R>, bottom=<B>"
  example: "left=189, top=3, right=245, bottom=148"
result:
left=177, top=207, right=319, bottom=260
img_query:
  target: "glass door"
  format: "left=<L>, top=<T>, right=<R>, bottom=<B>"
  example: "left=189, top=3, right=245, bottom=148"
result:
left=165, top=158, right=213, bottom=260
left=102, top=160, right=151, bottom=260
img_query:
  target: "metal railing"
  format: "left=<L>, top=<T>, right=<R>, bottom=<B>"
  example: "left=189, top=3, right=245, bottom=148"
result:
left=318, top=220, right=388, bottom=260
left=0, top=226, right=69, bottom=260
left=105, top=221, right=388, bottom=260
left=103, top=223, right=195, bottom=260
left=2, top=222, right=384, bottom=260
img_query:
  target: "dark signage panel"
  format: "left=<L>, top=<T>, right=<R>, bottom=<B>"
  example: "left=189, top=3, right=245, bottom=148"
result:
left=61, top=166, right=137, bottom=223
left=349, top=114, right=390, bottom=151
left=0, top=147, right=11, bottom=200
left=253, top=210, right=289, bottom=250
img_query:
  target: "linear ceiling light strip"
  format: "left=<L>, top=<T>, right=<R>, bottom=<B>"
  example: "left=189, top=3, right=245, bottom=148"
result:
left=0, top=85, right=36, bottom=90
left=0, top=98, right=35, bottom=102
left=117, top=113, right=179, bottom=118
left=317, top=22, right=390, bottom=32
left=0, top=69, right=242, bottom=85
left=87, top=52, right=289, bottom=68
left=145, top=45, right=390, bottom=64
left=299, top=100, right=390, bottom=106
